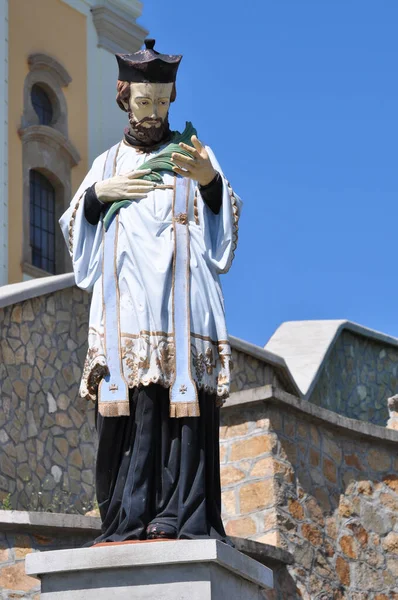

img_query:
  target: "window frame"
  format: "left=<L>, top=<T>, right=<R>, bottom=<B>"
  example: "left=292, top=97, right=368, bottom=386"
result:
left=30, top=83, right=56, bottom=127
left=29, top=169, right=57, bottom=275
left=20, top=53, right=81, bottom=278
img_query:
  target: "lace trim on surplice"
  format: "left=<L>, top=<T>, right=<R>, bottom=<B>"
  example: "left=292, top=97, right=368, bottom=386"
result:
left=79, top=328, right=232, bottom=404
left=226, top=180, right=240, bottom=267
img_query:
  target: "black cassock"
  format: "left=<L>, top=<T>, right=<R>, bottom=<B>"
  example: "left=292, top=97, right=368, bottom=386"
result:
left=91, top=385, right=228, bottom=544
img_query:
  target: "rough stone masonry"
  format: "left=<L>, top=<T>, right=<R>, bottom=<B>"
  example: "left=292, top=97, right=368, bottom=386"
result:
left=219, top=393, right=398, bottom=599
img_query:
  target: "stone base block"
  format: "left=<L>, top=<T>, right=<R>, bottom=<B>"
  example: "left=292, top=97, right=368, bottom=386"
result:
left=25, top=539, right=273, bottom=599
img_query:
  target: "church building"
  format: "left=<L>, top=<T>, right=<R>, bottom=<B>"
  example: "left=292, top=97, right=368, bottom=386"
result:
left=0, top=0, right=147, bottom=286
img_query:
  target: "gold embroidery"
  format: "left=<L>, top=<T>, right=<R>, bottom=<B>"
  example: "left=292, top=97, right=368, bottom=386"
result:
left=120, top=330, right=173, bottom=339
left=79, top=332, right=231, bottom=403
left=156, top=339, right=175, bottom=379
left=194, top=177, right=240, bottom=269
left=194, top=188, right=200, bottom=225
left=116, top=329, right=228, bottom=345
left=193, top=333, right=229, bottom=345
left=81, top=346, right=108, bottom=401
left=174, top=212, right=188, bottom=225
left=169, top=176, right=199, bottom=418
left=192, top=345, right=216, bottom=382
left=122, top=335, right=176, bottom=388
left=217, top=373, right=229, bottom=386
left=226, top=180, right=240, bottom=267
left=68, top=193, right=85, bottom=257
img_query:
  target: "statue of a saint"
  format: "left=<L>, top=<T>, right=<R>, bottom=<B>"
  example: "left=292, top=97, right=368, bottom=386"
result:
left=60, top=39, right=242, bottom=544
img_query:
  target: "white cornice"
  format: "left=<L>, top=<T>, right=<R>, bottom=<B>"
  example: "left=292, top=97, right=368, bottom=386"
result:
left=60, top=0, right=143, bottom=20
left=94, top=0, right=143, bottom=19
left=91, top=2, right=148, bottom=55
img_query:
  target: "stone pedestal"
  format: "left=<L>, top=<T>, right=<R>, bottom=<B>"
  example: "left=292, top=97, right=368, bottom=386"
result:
left=25, top=539, right=273, bottom=599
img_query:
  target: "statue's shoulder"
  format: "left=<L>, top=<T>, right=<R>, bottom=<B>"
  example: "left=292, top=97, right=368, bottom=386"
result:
left=92, top=144, right=118, bottom=166
left=91, top=149, right=108, bottom=172
left=89, top=142, right=122, bottom=175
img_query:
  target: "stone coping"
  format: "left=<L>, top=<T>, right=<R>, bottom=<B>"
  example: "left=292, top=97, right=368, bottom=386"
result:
left=229, top=335, right=300, bottom=396
left=226, top=384, right=398, bottom=445
left=0, top=510, right=101, bottom=534
left=25, top=539, right=274, bottom=590
left=265, top=319, right=398, bottom=398
left=232, top=537, right=293, bottom=567
left=0, top=273, right=75, bottom=309
left=0, top=510, right=293, bottom=567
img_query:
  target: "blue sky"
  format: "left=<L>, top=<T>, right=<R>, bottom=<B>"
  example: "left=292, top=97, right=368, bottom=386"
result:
left=139, top=0, right=398, bottom=347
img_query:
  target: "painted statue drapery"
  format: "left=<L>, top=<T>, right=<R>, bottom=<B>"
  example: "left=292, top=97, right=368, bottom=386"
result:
left=60, top=140, right=241, bottom=412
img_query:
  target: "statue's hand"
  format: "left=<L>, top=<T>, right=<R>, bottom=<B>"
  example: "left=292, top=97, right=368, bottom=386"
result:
left=94, top=169, right=153, bottom=203
left=171, top=136, right=217, bottom=187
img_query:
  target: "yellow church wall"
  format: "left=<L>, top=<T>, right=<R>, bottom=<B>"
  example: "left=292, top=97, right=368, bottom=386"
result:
left=8, top=0, right=88, bottom=283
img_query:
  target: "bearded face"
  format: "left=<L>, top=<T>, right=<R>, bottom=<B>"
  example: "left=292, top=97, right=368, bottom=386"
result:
left=128, top=113, right=170, bottom=145
left=125, top=82, right=174, bottom=145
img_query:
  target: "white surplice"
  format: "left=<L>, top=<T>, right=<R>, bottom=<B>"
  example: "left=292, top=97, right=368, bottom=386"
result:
left=59, top=139, right=242, bottom=404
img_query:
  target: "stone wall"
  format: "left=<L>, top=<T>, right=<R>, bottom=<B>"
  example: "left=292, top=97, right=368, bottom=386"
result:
left=0, top=512, right=99, bottom=598
left=0, top=285, right=284, bottom=512
left=219, top=390, right=398, bottom=599
left=0, top=287, right=96, bottom=513
left=309, top=330, right=397, bottom=426
left=230, top=348, right=282, bottom=394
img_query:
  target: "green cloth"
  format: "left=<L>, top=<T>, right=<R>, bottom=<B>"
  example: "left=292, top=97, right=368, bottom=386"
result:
left=103, top=122, right=198, bottom=231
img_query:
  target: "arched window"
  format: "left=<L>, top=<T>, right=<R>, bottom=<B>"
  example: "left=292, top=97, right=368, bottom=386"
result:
left=30, top=84, right=53, bottom=126
left=20, top=54, right=80, bottom=279
left=29, top=170, right=56, bottom=274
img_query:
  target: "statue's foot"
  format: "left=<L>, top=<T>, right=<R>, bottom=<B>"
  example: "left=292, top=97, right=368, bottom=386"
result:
left=146, top=523, right=177, bottom=540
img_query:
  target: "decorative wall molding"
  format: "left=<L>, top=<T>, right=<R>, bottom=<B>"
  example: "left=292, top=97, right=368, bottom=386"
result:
left=22, top=261, right=59, bottom=280
left=19, top=51, right=81, bottom=278
left=19, top=125, right=81, bottom=167
left=18, top=125, right=79, bottom=276
left=91, top=3, right=148, bottom=55
left=103, top=0, right=143, bottom=20
left=22, top=54, right=71, bottom=137
left=28, top=53, right=72, bottom=87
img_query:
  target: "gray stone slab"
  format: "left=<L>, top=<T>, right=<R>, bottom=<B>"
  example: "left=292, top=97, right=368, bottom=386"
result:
left=26, top=539, right=273, bottom=599
left=231, top=536, right=294, bottom=566
left=225, top=384, right=398, bottom=444
left=0, top=272, right=75, bottom=309
left=0, top=509, right=101, bottom=533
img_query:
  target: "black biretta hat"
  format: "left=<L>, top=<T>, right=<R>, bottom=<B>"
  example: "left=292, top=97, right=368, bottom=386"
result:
left=116, top=39, right=182, bottom=84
